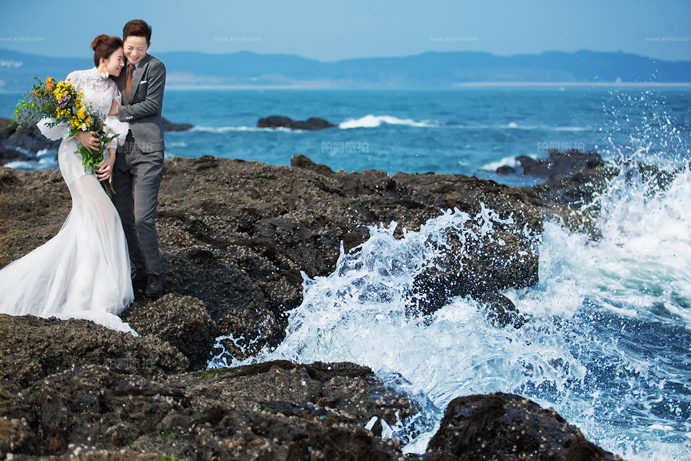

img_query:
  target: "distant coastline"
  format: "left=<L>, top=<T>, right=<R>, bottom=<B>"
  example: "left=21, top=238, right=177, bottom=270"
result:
left=1, top=48, right=690, bottom=92
left=163, top=81, right=691, bottom=90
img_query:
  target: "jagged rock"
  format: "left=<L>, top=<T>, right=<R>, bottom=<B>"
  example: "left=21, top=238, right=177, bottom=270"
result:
left=0, top=361, right=417, bottom=460
left=291, top=153, right=335, bottom=176
left=120, top=294, right=221, bottom=371
left=1, top=156, right=575, bottom=362
left=427, top=393, right=622, bottom=461
left=258, top=115, right=336, bottom=131
left=0, top=154, right=626, bottom=460
left=0, top=314, right=188, bottom=393
left=499, top=149, right=618, bottom=207
left=516, top=149, right=606, bottom=180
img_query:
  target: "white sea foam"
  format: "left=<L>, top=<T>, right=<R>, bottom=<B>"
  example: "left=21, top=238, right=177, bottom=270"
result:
left=192, top=125, right=298, bottom=133
left=500, top=123, right=589, bottom=131
left=210, top=163, right=691, bottom=459
left=481, top=155, right=523, bottom=171
left=339, top=115, right=436, bottom=129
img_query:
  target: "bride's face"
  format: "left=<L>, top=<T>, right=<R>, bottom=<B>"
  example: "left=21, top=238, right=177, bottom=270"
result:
left=103, top=48, right=125, bottom=77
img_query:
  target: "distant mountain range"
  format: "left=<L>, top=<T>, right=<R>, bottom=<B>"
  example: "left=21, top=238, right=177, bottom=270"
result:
left=1, top=48, right=689, bottom=91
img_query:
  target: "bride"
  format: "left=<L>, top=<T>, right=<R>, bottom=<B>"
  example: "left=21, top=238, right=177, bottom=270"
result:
left=0, top=35, right=136, bottom=334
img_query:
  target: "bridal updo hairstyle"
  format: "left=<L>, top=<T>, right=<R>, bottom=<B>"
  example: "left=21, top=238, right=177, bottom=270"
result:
left=91, top=34, right=124, bottom=72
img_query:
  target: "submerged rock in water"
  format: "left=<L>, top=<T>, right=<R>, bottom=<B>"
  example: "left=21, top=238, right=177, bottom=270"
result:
left=161, top=117, right=193, bottom=132
left=258, top=115, right=336, bottom=130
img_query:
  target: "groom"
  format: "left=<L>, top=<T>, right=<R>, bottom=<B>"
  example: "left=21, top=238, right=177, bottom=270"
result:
left=111, top=19, right=166, bottom=299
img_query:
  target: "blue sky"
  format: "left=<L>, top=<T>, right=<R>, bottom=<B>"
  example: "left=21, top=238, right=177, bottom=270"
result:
left=1, top=0, right=690, bottom=62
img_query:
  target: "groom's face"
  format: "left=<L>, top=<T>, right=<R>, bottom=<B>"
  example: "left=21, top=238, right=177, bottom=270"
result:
left=123, top=35, right=148, bottom=66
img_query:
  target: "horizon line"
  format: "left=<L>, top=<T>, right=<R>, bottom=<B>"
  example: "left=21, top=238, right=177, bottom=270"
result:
left=1, top=47, right=689, bottom=64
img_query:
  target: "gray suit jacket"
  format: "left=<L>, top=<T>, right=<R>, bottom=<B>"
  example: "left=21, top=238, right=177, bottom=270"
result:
left=117, top=53, right=166, bottom=153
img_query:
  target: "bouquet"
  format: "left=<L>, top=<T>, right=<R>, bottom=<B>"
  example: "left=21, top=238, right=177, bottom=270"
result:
left=12, top=76, right=117, bottom=195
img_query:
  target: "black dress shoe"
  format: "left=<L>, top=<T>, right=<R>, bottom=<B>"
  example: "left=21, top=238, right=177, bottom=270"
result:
left=131, top=272, right=148, bottom=290
left=144, top=276, right=163, bottom=299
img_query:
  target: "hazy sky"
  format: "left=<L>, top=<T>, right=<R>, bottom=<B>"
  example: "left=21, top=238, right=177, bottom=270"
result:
left=1, top=0, right=690, bottom=62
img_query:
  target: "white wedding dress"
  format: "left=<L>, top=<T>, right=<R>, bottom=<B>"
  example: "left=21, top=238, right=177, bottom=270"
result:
left=0, top=68, right=136, bottom=334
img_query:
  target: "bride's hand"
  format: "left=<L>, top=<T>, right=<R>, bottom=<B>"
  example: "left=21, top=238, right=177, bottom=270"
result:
left=109, top=99, right=119, bottom=116
left=75, top=130, right=99, bottom=152
left=97, top=153, right=115, bottom=183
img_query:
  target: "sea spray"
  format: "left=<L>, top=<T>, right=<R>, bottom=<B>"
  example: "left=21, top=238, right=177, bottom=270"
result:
left=208, top=161, right=691, bottom=459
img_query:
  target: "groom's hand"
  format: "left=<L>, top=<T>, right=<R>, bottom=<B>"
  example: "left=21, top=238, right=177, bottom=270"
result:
left=75, top=131, right=98, bottom=152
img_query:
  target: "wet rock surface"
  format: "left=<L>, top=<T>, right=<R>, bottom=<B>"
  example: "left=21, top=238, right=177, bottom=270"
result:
left=2, top=153, right=571, bottom=354
left=427, top=393, right=623, bottom=460
left=0, top=349, right=418, bottom=460
left=497, top=149, right=619, bottom=207
left=0, top=151, right=624, bottom=459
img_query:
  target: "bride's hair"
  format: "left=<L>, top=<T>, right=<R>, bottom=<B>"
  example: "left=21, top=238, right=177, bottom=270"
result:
left=91, top=34, right=124, bottom=68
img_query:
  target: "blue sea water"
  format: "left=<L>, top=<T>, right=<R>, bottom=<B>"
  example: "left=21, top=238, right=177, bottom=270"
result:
left=2, top=87, right=691, bottom=459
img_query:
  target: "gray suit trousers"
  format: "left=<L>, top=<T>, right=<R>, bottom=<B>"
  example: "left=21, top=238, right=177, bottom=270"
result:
left=112, top=134, right=164, bottom=279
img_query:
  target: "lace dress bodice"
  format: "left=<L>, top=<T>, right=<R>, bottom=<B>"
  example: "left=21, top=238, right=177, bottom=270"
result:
left=39, top=67, right=129, bottom=151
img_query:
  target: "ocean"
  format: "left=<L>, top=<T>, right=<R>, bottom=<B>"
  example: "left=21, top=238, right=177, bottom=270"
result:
left=2, top=87, right=690, bottom=459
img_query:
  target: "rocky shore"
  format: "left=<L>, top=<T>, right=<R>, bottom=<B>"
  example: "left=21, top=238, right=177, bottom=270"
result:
left=0, top=149, right=626, bottom=460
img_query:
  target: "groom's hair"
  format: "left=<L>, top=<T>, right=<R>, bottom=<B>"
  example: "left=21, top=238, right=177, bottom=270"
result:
left=123, top=19, right=152, bottom=45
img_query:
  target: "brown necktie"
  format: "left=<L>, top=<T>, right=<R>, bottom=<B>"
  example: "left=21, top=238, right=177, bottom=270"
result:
left=126, top=64, right=135, bottom=100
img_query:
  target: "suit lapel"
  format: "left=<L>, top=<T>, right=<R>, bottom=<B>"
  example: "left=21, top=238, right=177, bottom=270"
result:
left=128, top=55, right=151, bottom=104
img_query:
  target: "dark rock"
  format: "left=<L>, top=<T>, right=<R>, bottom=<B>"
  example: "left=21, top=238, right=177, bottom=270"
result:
left=1, top=155, right=574, bottom=363
left=258, top=115, right=336, bottom=131
left=161, top=117, right=193, bottom=132
left=517, top=149, right=605, bottom=180
left=406, top=219, right=539, bottom=320
left=427, top=393, right=622, bottom=461
left=0, top=147, right=32, bottom=165
left=0, top=167, right=21, bottom=189
left=291, top=153, right=335, bottom=176
left=0, top=417, right=40, bottom=457
left=0, top=123, right=56, bottom=154
left=0, top=314, right=188, bottom=393
left=119, top=294, right=221, bottom=372
left=0, top=361, right=416, bottom=459
left=479, top=293, right=528, bottom=329
left=0, top=154, right=627, bottom=460
left=507, top=149, right=618, bottom=207
left=285, top=427, right=395, bottom=461
left=0, top=118, right=17, bottom=143
left=495, top=165, right=516, bottom=175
